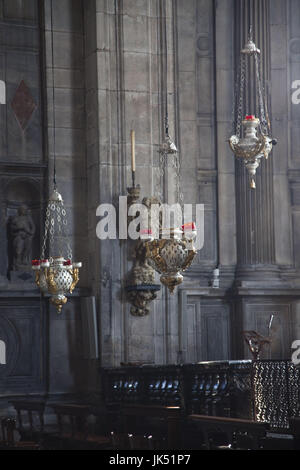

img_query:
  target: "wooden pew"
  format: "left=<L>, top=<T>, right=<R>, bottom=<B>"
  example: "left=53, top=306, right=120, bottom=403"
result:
left=110, top=431, right=158, bottom=450
left=49, top=403, right=112, bottom=450
left=0, top=417, right=40, bottom=450
left=120, top=404, right=182, bottom=449
left=10, top=400, right=46, bottom=444
left=187, top=414, right=267, bottom=450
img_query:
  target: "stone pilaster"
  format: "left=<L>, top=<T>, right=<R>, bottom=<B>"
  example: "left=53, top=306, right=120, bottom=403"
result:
left=84, top=0, right=180, bottom=366
left=234, top=0, right=278, bottom=282
left=215, top=0, right=237, bottom=287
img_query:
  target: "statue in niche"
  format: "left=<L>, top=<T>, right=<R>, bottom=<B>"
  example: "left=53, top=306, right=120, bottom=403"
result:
left=10, top=205, right=35, bottom=271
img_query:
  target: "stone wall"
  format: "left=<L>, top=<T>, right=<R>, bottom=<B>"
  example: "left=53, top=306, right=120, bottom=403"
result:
left=1, top=0, right=300, bottom=405
left=42, top=0, right=300, bottom=393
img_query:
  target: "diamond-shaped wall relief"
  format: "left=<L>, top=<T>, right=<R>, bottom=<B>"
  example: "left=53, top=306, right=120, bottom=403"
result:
left=11, top=80, right=37, bottom=130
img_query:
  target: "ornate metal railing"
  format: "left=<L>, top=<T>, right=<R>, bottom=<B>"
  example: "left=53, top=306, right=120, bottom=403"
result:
left=100, top=360, right=253, bottom=420
left=100, top=360, right=300, bottom=430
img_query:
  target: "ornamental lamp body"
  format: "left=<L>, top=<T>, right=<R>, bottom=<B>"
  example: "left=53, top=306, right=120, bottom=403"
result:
left=145, top=227, right=197, bottom=293
left=32, top=189, right=82, bottom=313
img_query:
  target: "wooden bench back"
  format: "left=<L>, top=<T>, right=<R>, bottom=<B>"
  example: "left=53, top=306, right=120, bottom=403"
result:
left=10, top=400, right=45, bottom=438
left=187, top=414, right=267, bottom=450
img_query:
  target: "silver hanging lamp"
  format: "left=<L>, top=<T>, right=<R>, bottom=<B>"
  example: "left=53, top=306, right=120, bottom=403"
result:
left=32, top=2, right=82, bottom=313
left=32, top=188, right=82, bottom=313
left=229, top=27, right=277, bottom=189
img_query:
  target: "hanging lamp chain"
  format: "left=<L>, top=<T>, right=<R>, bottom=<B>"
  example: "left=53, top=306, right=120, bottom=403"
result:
left=255, top=53, right=270, bottom=135
left=233, top=32, right=270, bottom=138
left=157, top=2, right=183, bottom=208
left=50, top=0, right=57, bottom=189
left=40, top=0, right=73, bottom=262
left=41, top=197, right=73, bottom=261
left=235, top=54, right=247, bottom=137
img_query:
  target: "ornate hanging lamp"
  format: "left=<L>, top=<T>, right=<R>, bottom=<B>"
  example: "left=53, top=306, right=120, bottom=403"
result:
left=144, top=10, right=197, bottom=293
left=144, top=117, right=197, bottom=293
left=32, top=189, right=82, bottom=313
left=229, top=28, right=277, bottom=189
left=145, top=225, right=197, bottom=293
left=32, top=5, right=82, bottom=313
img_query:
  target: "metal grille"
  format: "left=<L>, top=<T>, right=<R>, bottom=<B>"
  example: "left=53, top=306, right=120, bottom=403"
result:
left=253, top=360, right=300, bottom=430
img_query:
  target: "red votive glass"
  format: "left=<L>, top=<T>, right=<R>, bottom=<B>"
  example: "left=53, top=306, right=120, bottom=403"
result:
left=31, top=259, right=40, bottom=266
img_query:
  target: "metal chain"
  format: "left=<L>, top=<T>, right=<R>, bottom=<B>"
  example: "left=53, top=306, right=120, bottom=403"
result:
left=41, top=207, right=50, bottom=260
left=231, top=55, right=241, bottom=136
left=61, top=205, right=73, bottom=260
left=157, top=149, right=183, bottom=209
left=236, top=55, right=246, bottom=137
left=154, top=165, right=162, bottom=202
left=172, top=153, right=183, bottom=207
left=156, top=2, right=183, bottom=209
left=234, top=45, right=270, bottom=139
left=255, top=53, right=270, bottom=135
left=41, top=199, right=72, bottom=261
left=158, top=151, right=167, bottom=202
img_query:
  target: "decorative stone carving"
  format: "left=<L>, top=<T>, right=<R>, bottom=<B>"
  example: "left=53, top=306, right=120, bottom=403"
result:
left=126, top=285, right=160, bottom=317
left=129, top=241, right=156, bottom=284
left=10, top=205, right=35, bottom=271
left=125, top=240, right=160, bottom=317
left=125, top=194, right=161, bottom=317
left=127, top=185, right=141, bottom=208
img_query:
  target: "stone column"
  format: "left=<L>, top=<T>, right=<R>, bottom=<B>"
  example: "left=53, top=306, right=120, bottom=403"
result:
left=282, top=0, right=297, bottom=271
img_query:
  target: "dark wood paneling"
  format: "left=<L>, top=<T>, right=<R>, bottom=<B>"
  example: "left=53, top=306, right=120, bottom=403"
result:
left=180, top=291, right=231, bottom=363
left=0, top=299, right=46, bottom=394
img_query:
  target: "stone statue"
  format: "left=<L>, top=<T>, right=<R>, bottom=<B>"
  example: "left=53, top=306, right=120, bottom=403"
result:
left=10, top=205, right=35, bottom=271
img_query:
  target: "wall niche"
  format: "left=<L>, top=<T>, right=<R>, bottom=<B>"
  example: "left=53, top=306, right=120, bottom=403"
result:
left=1, top=177, right=42, bottom=282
